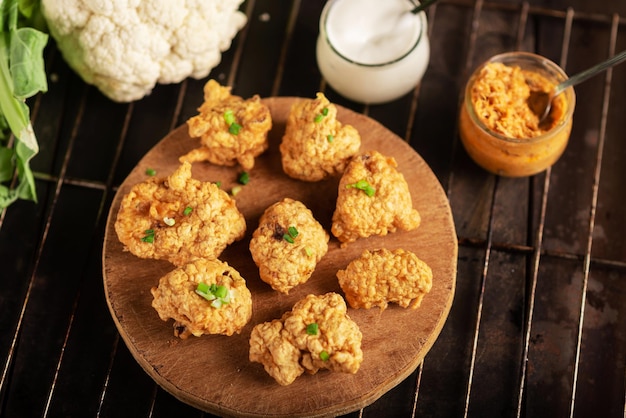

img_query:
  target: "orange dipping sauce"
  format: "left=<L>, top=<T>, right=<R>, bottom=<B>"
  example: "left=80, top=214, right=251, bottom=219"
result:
left=459, top=52, right=575, bottom=177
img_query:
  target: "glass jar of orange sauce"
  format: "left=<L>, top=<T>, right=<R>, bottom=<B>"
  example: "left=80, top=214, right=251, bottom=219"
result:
left=458, top=52, right=576, bottom=177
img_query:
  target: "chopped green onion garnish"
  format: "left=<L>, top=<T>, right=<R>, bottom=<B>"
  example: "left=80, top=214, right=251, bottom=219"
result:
left=163, top=217, right=175, bottom=226
left=304, top=247, right=313, bottom=257
left=283, top=225, right=299, bottom=243
left=224, top=110, right=236, bottom=125
left=229, top=122, right=242, bottom=135
left=327, top=134, right=334, bottom=143
left=214, top=285, right=228, bottom=299
left=145, top=168, right=156, bottom=176
left=231, top=185, right=242, bottom=196
left=195, top=282, right=231, bottom=308
left=320, top=350, right=330, bottom=361
left=141, top=229, right=155, bottom=243
left=238, top=171, right=250, bottom=185
left=314, top=107, right=329, bottom=123
left=197, top=282, right=210, bottom=294
left=224, top=109, right=242, bottom=135
left=306, top=323, right=319, bottom=335
left=214, top=181, right=222, bottom=188
left=183, top=206, right=193, bottom=216
left=346, top=179, right=376, bottom=197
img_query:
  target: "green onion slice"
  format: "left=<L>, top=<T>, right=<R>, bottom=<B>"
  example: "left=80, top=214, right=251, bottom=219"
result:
left=195, top=282, right=231, bottom=307
left=224, top=110, right=242, bottom=135
left=224, top=110, right=236, bottom=125
left=183, top=206, right=193, bottom=216
left=197, top=282, right=210, bottom=294
left=145, top=168, right=156, bottom=176
left=283, top=225, right=299, bottom=243
left=141, top=229, right=155, bottom=243
left=214, top=285, right=228, bottom=299
left=229, top=122, right=242, bottom=135
left=320, top=350, right=330, bottom=361
left=238, top=171, right=250, bottom=185
left=346, top=179, right=376, bottom=197
left=314, top=107, right=329, bottom=123
left=306, top=323, right=319, bottom=335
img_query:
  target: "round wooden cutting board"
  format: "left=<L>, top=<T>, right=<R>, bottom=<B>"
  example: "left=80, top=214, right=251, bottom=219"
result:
left=102, top=97, right=458, bottom=417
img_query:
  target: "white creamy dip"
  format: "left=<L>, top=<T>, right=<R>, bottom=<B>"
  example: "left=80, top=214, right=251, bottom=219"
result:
left=316, top=0, right=430, bottom=104
left=325, top=0, right=421, bottom=65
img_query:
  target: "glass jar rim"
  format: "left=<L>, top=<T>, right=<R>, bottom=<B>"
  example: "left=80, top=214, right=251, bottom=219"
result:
left=319, top=0, right=428, bottom=68
left=464, top=51, right=577, bottom=144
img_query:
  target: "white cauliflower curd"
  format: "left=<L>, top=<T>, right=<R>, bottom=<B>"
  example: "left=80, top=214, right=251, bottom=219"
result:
left=41, top=0, right=247, bottom=102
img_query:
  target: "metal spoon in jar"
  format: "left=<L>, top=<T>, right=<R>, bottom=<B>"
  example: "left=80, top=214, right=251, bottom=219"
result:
left=529, top=49, right=626, bottom=124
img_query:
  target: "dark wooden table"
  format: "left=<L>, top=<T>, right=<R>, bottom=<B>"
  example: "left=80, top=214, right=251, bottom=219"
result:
left=1, top=1, right=625, bottom=417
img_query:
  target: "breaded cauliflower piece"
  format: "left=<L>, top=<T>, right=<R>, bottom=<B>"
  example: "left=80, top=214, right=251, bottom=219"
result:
left=337, top=248, right=433, bottom=310
left=279, top=92, right=361, bottom=181
left=151, top=258, right=253, bottom=339
left=249, top=293, right=363, bottom=386
left=249, top=198, right=329, bottom=294
left=182, top=79, right=272, bottom=170
left=331, top=150, right=420, bottom=244
left=114, top=161, right=246, bottom=266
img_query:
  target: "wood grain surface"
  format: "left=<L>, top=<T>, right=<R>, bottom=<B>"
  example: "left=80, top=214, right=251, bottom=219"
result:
left=102, top=97, right=458, bottom=417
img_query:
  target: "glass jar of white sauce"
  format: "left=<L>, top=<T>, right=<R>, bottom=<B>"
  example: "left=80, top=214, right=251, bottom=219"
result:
left=316, top=0, right=430, bottom=104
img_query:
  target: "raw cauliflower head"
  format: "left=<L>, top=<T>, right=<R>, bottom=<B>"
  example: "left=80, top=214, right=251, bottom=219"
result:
left=41, top=0, right=247, bottom=102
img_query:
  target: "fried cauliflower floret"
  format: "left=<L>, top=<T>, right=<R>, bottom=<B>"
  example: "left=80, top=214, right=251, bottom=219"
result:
left=151, top=258, right=252, bottom=339
left=182, top=79, right=272, bottom=170
left=249, top=293, right=363, bottom=386
left=249, top=198, right=329, bottom=294
left=114, top=161, right=246, bottom=266
left=331, top=150, right=420, bottom=244
left=279, top=92, right=361, bottom=181
left=337, top=248, right=433, bottom=310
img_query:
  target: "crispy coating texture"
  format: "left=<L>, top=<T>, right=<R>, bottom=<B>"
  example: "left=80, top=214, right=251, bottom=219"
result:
left=249, top=293, right=363, bottom=386
left=280, top=92, right=361, bottom=181
left=114, top=161, right=246, bottom=266
left=249, top=198, right=329, bottom=294
left=337, top=248, right=433, bottom=310
left=182, top=79, right=272, bottom=170
left=151, top=258, right=253, bottom=339
left=331, top=150, right=420, bottom=244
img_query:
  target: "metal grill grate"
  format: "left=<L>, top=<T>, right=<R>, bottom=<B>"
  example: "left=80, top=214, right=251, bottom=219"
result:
left=424, top=2, right=626, bottom=418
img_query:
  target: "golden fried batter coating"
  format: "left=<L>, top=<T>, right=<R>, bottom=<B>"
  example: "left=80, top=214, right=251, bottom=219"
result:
left=331, top=150, right=421, bottom=244
left=151, top=258, right=253, bottom=339
left=280, top=92, right=361, bottom=181
left=114, top=162, right=246, bottom=266
left=249, top=292, right=363, bottom=386
left=182, top=79, right=272, bottom=170
left=249, top=198, right=329, bottom=294
left=337, top=248, right=433, bottom=310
